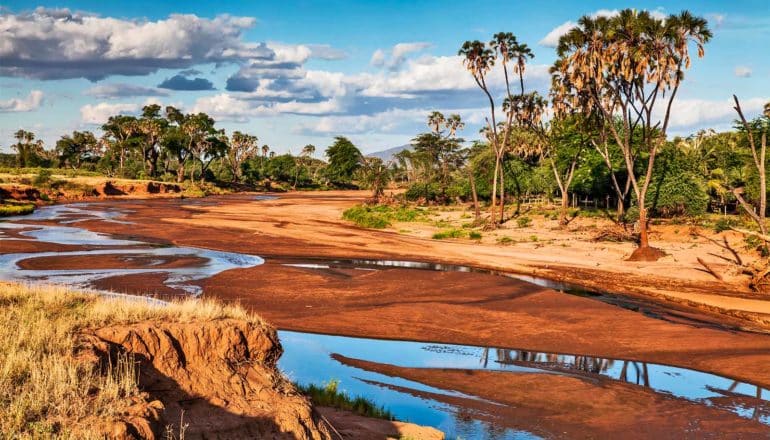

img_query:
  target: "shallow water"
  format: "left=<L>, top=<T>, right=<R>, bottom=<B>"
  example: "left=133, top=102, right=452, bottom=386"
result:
left=1, top=202, right=769, bottom=438
left=278, top=330, right=770, bottom=439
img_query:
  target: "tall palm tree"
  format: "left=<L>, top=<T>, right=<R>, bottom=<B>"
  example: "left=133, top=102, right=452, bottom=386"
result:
left=445, top=114, right=464, bottom=138
left=427, top=111, right=446, bottom=135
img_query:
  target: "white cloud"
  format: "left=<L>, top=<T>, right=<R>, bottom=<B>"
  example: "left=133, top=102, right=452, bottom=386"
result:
left=80, top=102, right=139, bottom=124
left=370, top=42, right=432, bottom=69
left=539, top=21, right=577, bottom=48
left=662, top=97, right=768, bottom=130
left=0, top=90, right=43, bottom=112
left=735, top=66, right=752, bottom=78
left=190, top=93, right=345, bottom=121
left=0, top=9, right=268, bottom=80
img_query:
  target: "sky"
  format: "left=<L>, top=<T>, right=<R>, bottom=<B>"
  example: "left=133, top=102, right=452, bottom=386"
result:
left=0, top=0, right=768, bottom=155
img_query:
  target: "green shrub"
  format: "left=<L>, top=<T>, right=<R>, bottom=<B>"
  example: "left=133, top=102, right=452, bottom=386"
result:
left=516, top=216, right=532, bottom=228
left=714, top=217, right=737, bottom=233
left=342, top=205, right=427, bottom=229
left=404, top=182, right=440, bottom=202
left=468, top=231, right=482, bottom=240
left=497, top=236, right=515, bottom=245
left=32, top=169, right=52, bottom=186
left=297, top=379, right=394, bottom=420
left=432, top=228, right=466, bottom=240
left=0, top=203, right=35, bottom=217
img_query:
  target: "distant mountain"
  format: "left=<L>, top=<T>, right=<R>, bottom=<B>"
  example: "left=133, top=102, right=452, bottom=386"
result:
left=367, top=144, right=411, bottom=162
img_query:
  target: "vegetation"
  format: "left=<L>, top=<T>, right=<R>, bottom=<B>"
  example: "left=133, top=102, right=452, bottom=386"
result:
left=343, top=205, right=427, bottom=229
left=0, top=201, right=35, bottom=217
left=296, top=379, right=394, bottom=421
left=0, top=282, right=263, bottom=439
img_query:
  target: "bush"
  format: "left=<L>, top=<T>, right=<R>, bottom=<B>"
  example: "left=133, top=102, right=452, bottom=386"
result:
left=342, top=205, right=427, bottom=229
left=32, top=169, right=52, bottom=186
left=0, top=203, right=35, bottom=217
left=468, top=231, right=482, bottom=240
left=432, top=228, right=466, bottom=240
left=404, top=182, right=440, bottom=202
left=714, top=217, right=737, bottom=233
left=497, top=236, right=515, bottom=245
left=516, top=216, right=532, bottom=228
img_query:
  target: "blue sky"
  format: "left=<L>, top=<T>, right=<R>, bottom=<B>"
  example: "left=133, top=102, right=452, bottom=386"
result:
left=1, top=0, right=768, bottom=155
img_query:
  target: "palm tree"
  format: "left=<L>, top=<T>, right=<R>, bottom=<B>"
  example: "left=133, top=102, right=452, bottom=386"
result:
left=445, top=114, right=464, bottom=137
left=427, top=111, right=446, bottom=135
left=460, top=39, right=502, bottom=225
left=551, top=9, right=712, bottom=258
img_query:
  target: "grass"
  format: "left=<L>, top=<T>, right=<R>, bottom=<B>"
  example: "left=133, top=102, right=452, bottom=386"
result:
left=0, top=201, right=35, bottom=217
left=343, top=204, right=428, bottom=229
left=431, top=228, right=466, bottom=240
left=297, top=379, right=395, bottom=421
left=0, top=282, right=263, bottom=439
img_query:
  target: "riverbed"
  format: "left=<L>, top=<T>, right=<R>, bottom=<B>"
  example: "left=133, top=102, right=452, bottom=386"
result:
left=1, top=199, right=769, bottom=438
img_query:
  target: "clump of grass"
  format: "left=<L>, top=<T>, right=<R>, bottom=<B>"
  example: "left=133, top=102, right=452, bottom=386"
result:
left=529, top=235, right=539, bottom=242
left=468, top=231, right=482, bottom=240
left=496, top=236, right=515, bottom=245
left=297, top=379, right=394, bottom=421
left=343, top=205, right=427, bottom=229
left=516, top=216, right=532, bottom=228
left=0, top=202, right=35, bottom=217
left=0, top=282, right=264, bottom=438
left=432, top=228, right=466, bottom=240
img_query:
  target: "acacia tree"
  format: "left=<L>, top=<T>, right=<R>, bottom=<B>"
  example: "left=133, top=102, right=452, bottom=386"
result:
left=55, top=131, right=98, bottom=169
left=551, top=9, right=712, bottom=259
left=137, top=104, right=166, bottom=177
left=226, top=131, right=259, bottom=183
left=101, top=115, right=139, bottom=174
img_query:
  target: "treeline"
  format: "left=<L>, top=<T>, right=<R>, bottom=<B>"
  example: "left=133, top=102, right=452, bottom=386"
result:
left=3, top=105, right=373, bottom=191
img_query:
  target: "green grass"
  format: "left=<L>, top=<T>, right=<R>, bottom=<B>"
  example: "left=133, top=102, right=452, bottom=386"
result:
left=497, top=236, right=515, bottom=245
left=297, top=379, right=394, bottom=420
left=432, top=228, right=466, bottom=240
left=343, top=205, right=428, bottom=229
left=0, top=202, right=35, bottom=217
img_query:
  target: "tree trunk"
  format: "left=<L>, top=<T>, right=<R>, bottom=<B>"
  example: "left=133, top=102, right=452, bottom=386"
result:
left=176, top=162, right=185, bottom=183
left=468, top=168, right=480, bottom=221
left=638, top=206, right=649, bottom=249
left=559, top=190, right=569, bottom=225
left=499, top=165, right=505, bottom=223
left=490, top=154, right=500, bottom=225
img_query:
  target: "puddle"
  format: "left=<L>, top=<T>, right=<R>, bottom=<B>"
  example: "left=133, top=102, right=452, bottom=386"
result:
left=278, top=330, right=770, bottom=439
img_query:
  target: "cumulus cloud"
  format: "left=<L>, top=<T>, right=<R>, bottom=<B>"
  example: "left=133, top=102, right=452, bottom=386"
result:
left=80, top=102, right=138, bottom=124
left=158, top=74, right=215, bottom=91
left=735, top=66, right=753, bottom=78
left=661, top=96, right=768, bottom=130
left=370, top=42, right=431, bottom=70
left=191, top=92, right=345, bottom=122
left=0, top=8, right=269, bottom=80
left=84, top=83, right=169, bottom=98
left=0, top=90, right=44, bottom=112
left=539, top=8, right=667, bottom=48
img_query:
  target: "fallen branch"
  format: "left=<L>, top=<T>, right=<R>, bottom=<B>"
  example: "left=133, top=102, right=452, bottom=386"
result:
left=730, top=227, right=770, bottom=243
left=696, top=257, right=723, bottom=281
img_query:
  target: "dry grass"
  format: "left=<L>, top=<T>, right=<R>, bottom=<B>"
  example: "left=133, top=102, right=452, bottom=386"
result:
left=0, top=282, right=263, bottom=439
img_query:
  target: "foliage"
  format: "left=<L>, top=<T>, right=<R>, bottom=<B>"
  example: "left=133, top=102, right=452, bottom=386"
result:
left=0, top=203, right=35, bottom=217
left=516, top=216, right=532, bottom=228
left=325, top=136, right=362, bottom=186
left=296, top=379, right=394, bottom=421
left=342, top=205, right=427, bottom=229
